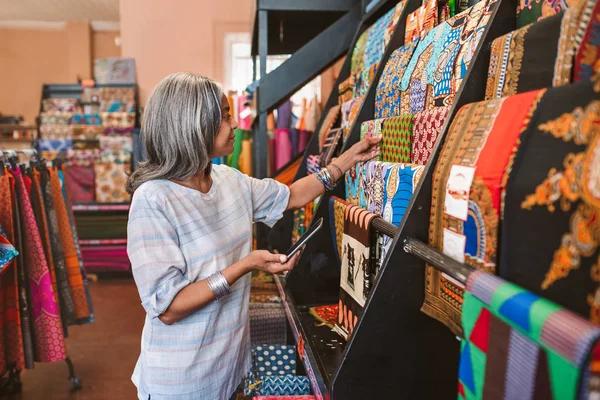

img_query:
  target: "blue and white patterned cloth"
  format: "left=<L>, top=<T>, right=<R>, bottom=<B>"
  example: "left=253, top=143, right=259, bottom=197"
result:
left=128, top=164, right=290, bottom=400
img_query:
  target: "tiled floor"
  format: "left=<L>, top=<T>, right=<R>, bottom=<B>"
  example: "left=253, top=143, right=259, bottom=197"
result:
left=10, top=279, right=145, bottom=400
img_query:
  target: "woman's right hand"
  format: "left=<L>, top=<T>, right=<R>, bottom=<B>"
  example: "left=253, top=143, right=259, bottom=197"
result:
left=244, top=250, right=302, bottom=274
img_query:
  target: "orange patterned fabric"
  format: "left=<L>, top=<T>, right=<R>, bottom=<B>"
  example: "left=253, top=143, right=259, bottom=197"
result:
left=49, top=167, right=90, bottom=320
left=0, top=171, right=24, bottom=371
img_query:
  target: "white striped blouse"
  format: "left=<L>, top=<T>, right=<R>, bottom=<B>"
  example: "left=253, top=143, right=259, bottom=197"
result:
left=127, top=164, right=290, bottom=399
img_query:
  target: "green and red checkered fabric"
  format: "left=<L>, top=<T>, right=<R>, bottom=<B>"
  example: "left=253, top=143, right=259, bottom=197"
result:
left=380, top=115, right=414, bottom=163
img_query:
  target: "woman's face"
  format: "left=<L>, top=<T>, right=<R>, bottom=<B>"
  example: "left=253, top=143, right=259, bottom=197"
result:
left=211, top=95, right=238, bottom=158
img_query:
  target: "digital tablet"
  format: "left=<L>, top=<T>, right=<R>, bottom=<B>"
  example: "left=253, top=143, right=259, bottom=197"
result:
left=286, top=217, right=323, bottom=259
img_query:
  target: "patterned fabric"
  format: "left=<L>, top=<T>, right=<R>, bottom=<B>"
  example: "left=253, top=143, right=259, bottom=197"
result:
left=411, top=106, right=450, bottom=164
left=12, top=166, right=67, bottom=363
left=99, top=136, right=133, bottom=164
left=351, top=28, right=370, bottom=76
left=340, top=96, right=363, bottom=131
left=574, top=0, right=600, bottom=81
left=360, top=118, right=386, bottom=140
left=424, top=89, right=545, bottom=335
left=39, top=124, right=73, bottom=139
left=309, top=304, right=338, bottom=329
left=517, top=0, right=572, bottom=28
left=338, top=76, right=355, bottom=105
left=0, top=173, right=26, bottom=371
left=380, top=115, right=414, bottom=163
left=364, top=6, right=396, bottom=69
left=319, top=128, right=344, bottom=168
left=329, top=196, right=351, bottom=262
left=485, top=13, right=563, bottom=100
left=405, top=0, right=438, bottom=44
left=66, top=149, right=101, bottom=167
left=249, top=304, right=287, bottom=345
left=306, top=155, right=320, bottom=175
left=345, top=163, right=365, bottom=207
left=94, top=163, right=131, bottom=203
left=38, top=139, right=72, bottom=152
left=275, top=129, right=292, bottom=170
left=100, top=112, right=135, bottom=129
left=432, top=11, right=466, bottom=107
left=500, top=80, right=600, bottom=324
left=554, top=0, right=588, bottom=87
left=252, top=345, right=297, bottom=377
left=71, top=125, right=104, bottom=140
left=71, top=114, right=101, bottom=125
left=337, top=206, right=379, bottom=339
left=65, top=166, right=95, bottom=204
left=459, top=270, right=600, bottom=400
left=253, top=397, right=315, bottom=400
left=375, top=40, right=420, bottom=119
left=318, top=105, right=341, bottom=150
left=0, top=233, right=17, bottom=272
left=49, top=167, right=90, bottom=320
left=260, top=376, right=311, bottom=396
left=42, top=98, right=77, bottom=112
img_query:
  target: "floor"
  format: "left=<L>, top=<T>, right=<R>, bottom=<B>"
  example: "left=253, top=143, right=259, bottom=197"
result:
left=10, top=278, right=145, bottom=400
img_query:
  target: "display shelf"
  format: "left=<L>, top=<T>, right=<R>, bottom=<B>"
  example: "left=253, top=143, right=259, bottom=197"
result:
left=72, top=203, right=130, bottom=212
left=78, top=239, right=128, bottom=245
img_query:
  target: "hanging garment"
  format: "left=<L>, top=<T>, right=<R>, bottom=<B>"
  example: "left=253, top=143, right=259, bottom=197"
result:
left=360, top=118, right=387, bottom=141
left=405, top=0, right=439, bottom=44
left=411, top=106, right=450, bottom=164
left=329, top=196, right=352, bottom=262
left=318, top=105, right=341, bottom=150
left=304, top=98, right=321, bottom=133
left=93, top=163, right=131, bottom=203
left=424, top=89, right=546, bottom=336
left=500, top=79, right=600, bottom=324
left=273, top=157, right=301, bottom=187
left=338, top=75, right=355, bottom=105
left=37, top=139, right=72, bottom=153
left=39, top=167, right=76, bottom=327
left=337, top=205, right=379, bottom=339
left=319, top=128, right=344, bottom=168
left=275, top=129, right=292, bottom=171
left=228, top=128, right=244, bottom=170
left=485, top=12, right=564, bottom=100
left=516, top=0, right=573, bottom=28
left=375, top=39, right=420, bottom=119
left=12, top=167, right=66, bottom=363
left=0, top=233, right=17, bottom=274
left=574, top=0, right=600, bottom=82
left=59, top=167, right=94, bottom=325
left=553, top=0, right=589, bottom=86
left=459, top=270, right=600, bottom=400
left=289, top=129, right=299, bottom=158
left=380, top=115, right=414, bottom=163
left=64, top=166, right=95, bottom=204
left=49, top=167, right=90, bottom=321
left=276, top=101, right=294, bottom=130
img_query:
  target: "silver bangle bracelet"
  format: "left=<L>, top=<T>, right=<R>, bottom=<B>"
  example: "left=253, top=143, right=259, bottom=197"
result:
left=207, top=271, right=232, bottom=300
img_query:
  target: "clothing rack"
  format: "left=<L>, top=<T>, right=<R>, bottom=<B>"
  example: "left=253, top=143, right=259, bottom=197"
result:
left=0, top=148, right=83, bottom=394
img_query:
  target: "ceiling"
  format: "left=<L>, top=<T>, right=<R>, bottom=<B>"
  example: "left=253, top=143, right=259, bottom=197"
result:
left=0, top=0, right=120, bottom=21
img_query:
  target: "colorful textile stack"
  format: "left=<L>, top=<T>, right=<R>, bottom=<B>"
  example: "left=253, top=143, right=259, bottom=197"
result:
left=0, top=163, right=94, bottom=377
left=249, top=303, right=287, bottom=345
left=405, top=0, right=438, bottom=44
left=411, top=106, right=450, bottom=164
left=484, top=12, right=565, bottom=100
left=459, top=270, right=600, bottom=400
left=336, top=205, right=379, bottom=339
left=424, top=89, right=546, bottom=335
left=500, top=80, right=600, bottom=324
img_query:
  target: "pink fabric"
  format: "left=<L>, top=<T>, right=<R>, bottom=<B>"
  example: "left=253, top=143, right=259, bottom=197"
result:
left=298, top=130, right=311, bottom=155
left=238, top=95, right=252, bottom=130
left=65, top=166, right=95, bottom=203
left=12, top=167, right=66, bottom=363
left=81, top=245, right=130, bottom=272
left=275, top=128, right=292, bottom=170
left=253, top=397, right=316, bottom=400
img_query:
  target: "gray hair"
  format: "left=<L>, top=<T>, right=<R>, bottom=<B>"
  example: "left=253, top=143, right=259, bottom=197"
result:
left=126, top=72, right=223, bottom=194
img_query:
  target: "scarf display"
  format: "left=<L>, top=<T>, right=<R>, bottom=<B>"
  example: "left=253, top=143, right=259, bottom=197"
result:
left=405, top=0, right=438, bottom=44
left=485, top=12, right=564, bottom=100
left=424, top=89, right=546, bottom=336
left=459, top=270, right=600, bottom=400
left=411, top=106, right=450, bottom=164
left=500, top=80, right=600, bottom=324
left=337, top=205, right=378, bottom=339
left=12, top=167, right=66, bottom=363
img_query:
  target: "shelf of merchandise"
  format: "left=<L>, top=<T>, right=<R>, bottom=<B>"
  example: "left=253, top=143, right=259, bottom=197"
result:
left=266, top=0, right=519, bottom=397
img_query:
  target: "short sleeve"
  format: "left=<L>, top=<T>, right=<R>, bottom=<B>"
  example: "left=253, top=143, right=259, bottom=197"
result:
left=127, top=192, right=191, bottom=319
left=245, top=176, right=290, bottom=227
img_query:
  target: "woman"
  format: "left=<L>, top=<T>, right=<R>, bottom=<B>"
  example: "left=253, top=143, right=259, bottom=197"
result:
left=126, top=72, right=380, bottom=400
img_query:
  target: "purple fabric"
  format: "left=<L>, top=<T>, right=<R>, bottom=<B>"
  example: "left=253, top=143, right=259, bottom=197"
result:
left=81, top=245, right=130, bottom=272
left=298, top=130, right=310, bottom=155
left=277, top=101, right=294, bottom=130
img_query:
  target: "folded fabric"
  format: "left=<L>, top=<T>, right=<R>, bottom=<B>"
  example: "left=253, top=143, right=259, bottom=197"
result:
left=249, top=304, right=287, bottom=345
left=375, top=40, right=420, bottom=119
left=261, top=376, right=311, bottom=397
left=411, top=106, right=450, bottom=164
left=500, top=80, right=600, bottom=324
left=38, top=139, right=72, bottom=152
left=516, top=0, right=571, bottom=28
left=340, top=96, right=364, bottom=131
left=94, top=163, right=131, bottom=203
left=319, top=128, right=344, bottom=168
left=364, top=5, right=398, bottom=70
left=337, top=205, right=379, bottom=339
left=459, top=270, right=600, bottom=400
left=273, top=156, right=301, bottom=187
left=39, top=125, right=74, bottom=139
left=39, top=112, right=73, bottom=125
left=338, top=76, right=356, bottom=105
left=424, top=89, right=546, bottom=336
left=66, top=149, right=101, bottom=168
left=351, top=28, right=370, bottom=77
left=329, top=196, right=351, bottom=262
left=574, top=0, right=600, bottom=82
left=345, top=162, right=366, bottom=207
left=405, top=0, right=438, bottom=44
left=100, top=112, right=135, bottom=129
left=42, top=99, right=77, bottom=113
left=71, top=125, right=104, bottom=140
left=99, top=136, right=133, bottom=164
left=380, top=115, right=414, bottom=163
left=360, top=118, right=386, bottom=141
left=72, top=114, right=102, bottom=125
left=485, top=12, right=564, bottom=100
left=252, top=345, right=297, bottom=377
left=101, top=87, right=135, bottom=102
left=253, top=396, right=316, bottom=400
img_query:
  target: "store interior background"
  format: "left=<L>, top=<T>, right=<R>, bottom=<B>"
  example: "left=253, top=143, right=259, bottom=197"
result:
left=0, top=0, right=339, bottom=398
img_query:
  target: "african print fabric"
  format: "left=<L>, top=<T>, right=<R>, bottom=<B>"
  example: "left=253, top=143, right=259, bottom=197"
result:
left=574, top=0, right=600, bottom=82
left=360, top=118, right=387, bottom=141
left=329, top=196, right=351, bottom=263
left=411, top=106, right=450, bottom=164
left=380, top=115, right=414, bottom=163
left=484, top=12, right=563, bottom=100
left=318, top=105, right=341, bottom=150
left=500, top=80, right=600, bottom=324
left=405, top=0, right=438, bottom=44
left=517, top=0, right=573, bottom=28
left=459, top=270, right=600, bottom=400
left=424, top=89, right=545, bottom=336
